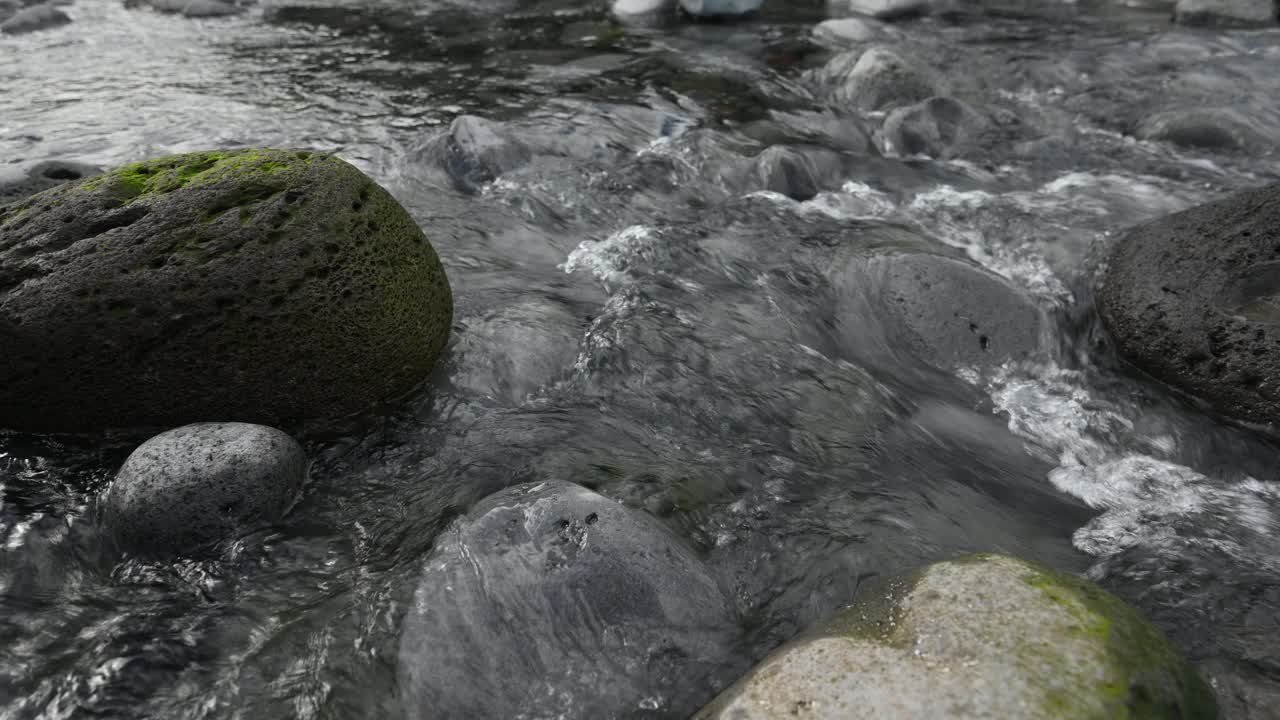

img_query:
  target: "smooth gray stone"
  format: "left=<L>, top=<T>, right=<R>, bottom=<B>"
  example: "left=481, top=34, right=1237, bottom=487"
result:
left=1175, top=0, right=1276, bottom=27
left=1135, top=108, right=1270, bottom=153
left=0, top=3, right=69, bottom=34
left=813, top=46, right=939, bottom=113
left=881, top=95, right=991, bottom=158
left=103, top=423, right=307, bottom=555
left=679, top=0, right=763, bottom=16
left=828, top=0, right=932, bottom=20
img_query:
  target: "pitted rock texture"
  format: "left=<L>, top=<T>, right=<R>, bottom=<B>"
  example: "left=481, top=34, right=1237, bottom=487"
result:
left=1097, top=183, right=1280, bottom=427
left=0, top=148, right=452, bottom=432
left=103, top=422, right=306, bottom=555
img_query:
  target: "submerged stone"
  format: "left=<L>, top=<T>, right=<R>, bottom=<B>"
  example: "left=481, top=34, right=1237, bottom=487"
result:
left=0, top=159, right=101, bottom=204
left=679, top=0, right=763, bottom=16
left=829, top=0, right=932, bottom=20
left=398, top=481, right=741, bottom=720
left=0, top=3, right=69, bottom=34
left=103, top=422, right=306, bottom=555
left=697, top=554, right=1217, bottom=720
left=1135, top=108, right=1269, bottom=153
left=0, top=148, right=453, bottom=432
left=881, top=95, right=991, bottom=159
left=812, top=46, right=939, bottom=113
left=1097, top=182, right=1280, bottom=427
left=1175, top=0, right=1276, bottom=27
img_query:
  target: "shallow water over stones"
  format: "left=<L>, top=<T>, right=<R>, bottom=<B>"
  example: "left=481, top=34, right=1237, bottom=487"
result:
left=2, top=1, right=1280, bottom=718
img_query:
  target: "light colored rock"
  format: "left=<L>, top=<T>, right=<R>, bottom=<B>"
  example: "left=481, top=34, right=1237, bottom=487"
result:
left=811, top=17, right=900, bottom=46
left=828, top=0, right=932, bottom=20
left=697, top=554, right=1217, bottom=720
left=880, top=95, right=991, bottom=158
left=103, top=423, right=307, bottom=555
left=813, top=46, right=938, bottom=112
left=612, top=0, right=676, bottom=21
left=1175, top=0, right=1275, bottom=27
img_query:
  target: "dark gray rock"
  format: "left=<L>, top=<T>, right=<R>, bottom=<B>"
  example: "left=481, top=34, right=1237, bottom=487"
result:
left=748, top=146, right=845, bottom=201
left=0, top=3, right=69, bottom=34
left=1097, top=183, right=1280, bottom=427
left=1135, top=108, right=1271, bottom=153
left=103, top=423, right=307, bottom=555
left=832, top=250, right=1047, bottom=371
left=0, top=148, right=453, bottom=432
left=828, top=0, right=932, bottom=20
left=679, top=0, right=762, bottom=15
left=424, top=115, right=533, bottom=194
left=181, top=0, right=244, bottom=17
left=0, top=160, right=101, bottom=204
left=813, top=46, right=939, bottom=113
left=398, top=481, right=741, bottom=720
left=1175, top=0, right=1275, bottom=27
left=881, top=96, right=991, bottom=159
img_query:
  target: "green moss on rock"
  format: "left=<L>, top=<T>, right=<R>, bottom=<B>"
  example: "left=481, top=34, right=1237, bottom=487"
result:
left=0, top=147, right=453, bottom=432
left=696, top=554, right=1216, bottom=720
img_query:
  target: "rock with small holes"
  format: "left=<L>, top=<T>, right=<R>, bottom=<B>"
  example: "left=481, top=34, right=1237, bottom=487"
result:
left=0, top=160, right=101, bottom=204
left=0, top=148, right=452, bottom=432
left=831, top=249, right=1047, bottom=372
left=695, top=554, right=1216, bottom=720
left=398, top=481, right=742, bottom=720
left=1097, top=183, right=1280, bottom=427
left=103, top=422, right=306, bottom=555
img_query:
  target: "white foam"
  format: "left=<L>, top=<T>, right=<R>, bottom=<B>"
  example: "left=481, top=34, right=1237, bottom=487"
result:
left=560, top=225, right=660, bottom=286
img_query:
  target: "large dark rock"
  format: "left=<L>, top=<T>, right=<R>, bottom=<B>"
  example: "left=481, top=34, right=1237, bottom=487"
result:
left=832, top=249, right=1048, bottom=372
left=102, top=422, right=306, bottom=555
left=1097, top=183, right=1280, bottom=427
left=0, top=148, right=452, bottom=432
left=0, top=160, right=101, bottom=204
left=398, top=481, right=741, bottom=720
left=696, top=555, right=1216, bottom=719
left=0, top=2, right=69, bottom=34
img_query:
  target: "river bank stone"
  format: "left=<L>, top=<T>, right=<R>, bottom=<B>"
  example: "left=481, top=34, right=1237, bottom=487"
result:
left=0, top=148, right=452, bottom=432
left=0, top=160, right=101, bottom=204
left=696, top=554, right=1217, bottom=720
left=103, top=423, right=306, bottom=555
left=1097, top=183, right=1280, bottom=427
left=0, top=2, right=69, bottom=33
left=398, top=481, right=741, bottom=720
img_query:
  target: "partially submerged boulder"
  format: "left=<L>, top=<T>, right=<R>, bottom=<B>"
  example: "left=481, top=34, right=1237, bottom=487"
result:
left=398, top=481, right=741, bottom=719
left=1097, top=183, right=1280, bottom=427
left=1174, top=0, right=1276, bottom=27
left=0, top=2, right=69, bottom=34
left=0, top=148, right=452, bottom=432
left=811, top=46, right=939, bottom=113
left=102, top=422, right=306, bottom=555
left=697, top=554, right=1217, bottom=719
left=0, top=160, right=101, bottom=204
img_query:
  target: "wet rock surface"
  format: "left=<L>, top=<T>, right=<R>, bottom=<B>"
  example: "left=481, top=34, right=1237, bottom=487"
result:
left=1175, top=0, right=1276, bottom=27
left=1098, top=182, right=1280, bottom=428
left=102, top=422, right=306, bottom=555
left=697, top=554, right=1216, bottom=720
left=0, top=148, right=452, bottom=432
left=0, top=2, right=69, bottom=33
left=398, top=481, right=743, bottom=720
left=0, top=160, right=101, bottom=204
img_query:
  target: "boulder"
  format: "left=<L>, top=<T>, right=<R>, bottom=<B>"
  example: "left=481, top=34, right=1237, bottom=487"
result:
left=612, top=0, right=676, bottom=21
left=1175, top=0, right=1275, bottom=26
left=102, top=422, right=307, bottom=555
left=813, top=47, right=939, bottom=113
left=398, top=481, right=741, bottom=720
left=880, top=95, right=991, bottom=159
left=828, top=0, right=932, bottom=20
left=832, top=250, right=1047, bottom=372
left=0, top=3, right=69, bottom=34
left=181, top=0, right=244, bottom=17
left=422, top=115, right=532, bottom=194
left=811, top=17, right=901, bottom=46
left=679, top=0, right=763, bottom=16
left=1135, top=108, right=1270, bottom=153
left=697, top=554, right=1217, bottom=720
left=0, top=148, right=452, bottom=432
left=0, top=160, right=101, bottom=204
left=1097, top=183, right=1280, bottom=427
left=749, top=146, right=831, bottom=201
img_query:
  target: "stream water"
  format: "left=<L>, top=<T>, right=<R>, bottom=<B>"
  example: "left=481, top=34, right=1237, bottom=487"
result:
left=2, top=1, right=1280, bottom=718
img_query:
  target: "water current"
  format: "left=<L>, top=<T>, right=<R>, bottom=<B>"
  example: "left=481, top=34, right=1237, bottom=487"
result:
left=2, top=1, right=1280, bottom=718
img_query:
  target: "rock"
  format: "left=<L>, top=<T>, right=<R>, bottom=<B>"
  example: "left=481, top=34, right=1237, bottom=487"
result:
left=612, top=0, right=676, bottom=21
left=750, top=146, right=822, bottom=201
left=0, top=148, right=453, bottom=432
left=0, top=160, right=101, bottom=204
left=398, top=481, right=741, bottom=720
left=811, top=17, right=901, bottom=46
left=181, top=0, right=244, bottom=17
left=813, top=47, right=939, bottom=113
left=0, top=3, right=69, bottom=34
left=1135, top=108, right=1269, bottom=153
left=828, top=0, right=932, bottom=20
left=679, top=0, right=763, bottom=16
left=1097, top=183, right=1280, bottom=427
left=423, top=115, right=532, bottom=194
left=1175, top=0, right=1275, bottom=27
left=881, top=96, right=991, bottom=159
left=103, top=423, right=307, bottom=555
left=832, top=250, right=1047, bottom=372
left=697, top=554, right=1217, bottom=720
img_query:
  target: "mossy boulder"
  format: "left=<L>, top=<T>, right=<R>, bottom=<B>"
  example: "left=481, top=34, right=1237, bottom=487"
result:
left=696, top=554, right=1216, bottom=720
left=0, top=148, right=452, bottom=432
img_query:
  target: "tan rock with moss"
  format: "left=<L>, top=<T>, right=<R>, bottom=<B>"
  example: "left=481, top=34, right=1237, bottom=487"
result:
left=0, top=148, right=452, bottom=431
left=696, top=554, right=1216, bottom=720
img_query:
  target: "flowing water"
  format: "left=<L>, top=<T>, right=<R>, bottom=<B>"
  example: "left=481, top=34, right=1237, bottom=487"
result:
left=3, top=1, right=1280, bottom=718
